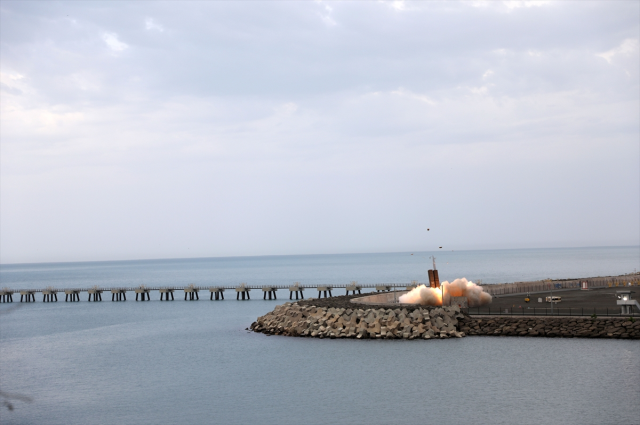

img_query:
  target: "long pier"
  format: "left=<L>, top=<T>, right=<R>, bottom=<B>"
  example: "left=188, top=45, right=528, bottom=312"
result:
left=1, top=273, right=637, bottom=303
left=0, top=282, right=410, bottom=303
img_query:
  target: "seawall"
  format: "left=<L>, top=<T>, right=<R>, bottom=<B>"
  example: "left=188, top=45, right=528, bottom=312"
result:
left=251, top=295, right=640, bottom=339
left=460, top=316, right=640, bottom=339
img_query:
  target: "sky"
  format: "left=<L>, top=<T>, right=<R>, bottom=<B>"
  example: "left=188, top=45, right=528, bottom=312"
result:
left=0, top=0, right=638, bottom=264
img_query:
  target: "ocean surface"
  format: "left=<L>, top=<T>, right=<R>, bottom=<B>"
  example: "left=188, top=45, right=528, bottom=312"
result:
left=1, top=246, right=639, bottom=425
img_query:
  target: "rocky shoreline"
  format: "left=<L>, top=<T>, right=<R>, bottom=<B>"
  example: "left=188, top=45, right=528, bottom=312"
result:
left=460, top=316, right=640, bottom=339
left=251, top=295, right=640, bottom=340
left=251, top=302, right=466, bottom=339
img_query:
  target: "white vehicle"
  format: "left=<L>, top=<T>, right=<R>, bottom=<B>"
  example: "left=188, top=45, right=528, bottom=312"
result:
left=545, top=296, right=562, bottom=303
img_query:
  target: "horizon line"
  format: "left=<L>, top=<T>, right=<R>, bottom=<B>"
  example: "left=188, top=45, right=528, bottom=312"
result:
left=1, top=244, right=639, bottom=267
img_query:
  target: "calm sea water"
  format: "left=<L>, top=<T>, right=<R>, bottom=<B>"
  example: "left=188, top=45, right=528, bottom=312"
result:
left=1, top=247, right=639, bottom=425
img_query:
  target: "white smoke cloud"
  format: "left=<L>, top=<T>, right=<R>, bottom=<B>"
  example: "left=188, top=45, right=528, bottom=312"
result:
left=398, top=278, right=492, bottom=307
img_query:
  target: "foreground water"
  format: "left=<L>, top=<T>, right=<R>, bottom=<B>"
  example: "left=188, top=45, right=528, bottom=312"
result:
left=1, top=247, right=639, bottom=425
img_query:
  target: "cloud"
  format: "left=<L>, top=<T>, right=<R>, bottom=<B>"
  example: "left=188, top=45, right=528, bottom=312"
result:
left=391, top=1, right=406, bottom=11
left=145, top=18, right=164, bottom=32
left=317, top=3, right=337, bottom=26
left=502, top=1, right=552, bottom=10
left=0, top=1, right=638, bottom=262
left=102, top=32, right=128, bottom=52
left=390, top=88, right=436, bottom=105
left=597, top=38, right=639, bottom=63
left=0, top=72, right=27, bottom=94
left=471, top=1, right=551, bottom=11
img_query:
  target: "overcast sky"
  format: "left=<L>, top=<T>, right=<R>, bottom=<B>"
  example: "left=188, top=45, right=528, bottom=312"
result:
left=1, top=1, right=638, bottom=264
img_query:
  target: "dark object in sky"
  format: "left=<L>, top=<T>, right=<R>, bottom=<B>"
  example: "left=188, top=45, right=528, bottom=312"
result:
left=439, top=246, right=442, bottom=248
left=427, top=228, right=430, bottom=231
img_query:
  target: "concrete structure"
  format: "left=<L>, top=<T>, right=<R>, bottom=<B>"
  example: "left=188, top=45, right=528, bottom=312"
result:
left=0, top=283, right=419, bottom=304
left=262, top=286, right=277, bottom=300
left=159, top=288, right=175, bottom=301
left=42, top=289, right=58, bottom=302
left=345, top=282, right=361, bottom=296
left=64, top=290, right=80, bottom=302
left=184, top=285, right=199, bottom=300
left=88, top=288, right=103, bottom=301
left=209, top=287, right=224, bottom=300
left=236, top=284, right=250, bottom=300
left=406, top=280, right=419, bottom=291
left=20, top=290, right=36, bottom=302
left=450, top=296, right=468, bottom=308
left=375, top=285, right=392, bottom=292
left=111, top=289, right=127, bottom=301
left=4, top=275, right=636, bottom=306
left=317, top=286, right=332, bottom=298
left=1, top=290, right=14, bottom=302
left=289, top=283, right=304, bottom=300
left=350, top=291, right=407, bottom=305
left=135, top=287, right=151, bottom=301
left=617, top=291, right=640, bottom=315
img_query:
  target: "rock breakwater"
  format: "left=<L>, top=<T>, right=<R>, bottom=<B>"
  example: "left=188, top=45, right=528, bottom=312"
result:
left=251, top=302, right=466, bottom=339
left=460, top=316, right=640, bottom=339
left=251, top=295, right=640, bottom=339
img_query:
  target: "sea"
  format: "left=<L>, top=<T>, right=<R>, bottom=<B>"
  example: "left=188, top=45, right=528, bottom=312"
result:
left=1, top=246, right=639, bottom=425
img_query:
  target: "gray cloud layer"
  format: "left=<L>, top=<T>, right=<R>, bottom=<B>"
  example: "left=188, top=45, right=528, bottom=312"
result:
left=1, top=1, right=638, bottom=263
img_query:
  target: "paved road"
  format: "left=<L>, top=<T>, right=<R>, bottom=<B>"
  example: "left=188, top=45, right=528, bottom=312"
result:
left=490, top=287, right=636, bottom=310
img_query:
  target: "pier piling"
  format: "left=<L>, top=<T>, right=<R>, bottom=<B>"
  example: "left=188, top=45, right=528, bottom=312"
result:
left=88, top=289, right=103, bottom=301
left=160, top=289, right=175, bottom=301
left=345, top=282, right=361, bottom=296
left=209, top=288, right=224, bottom=300
left=1, top=290, right=14, bottom=302
left=235, top=284, right=250, bottom=300
left=111, top=289, right=126, bottom=301
left=135, top=289, right=151, bottom=301
left=236, top=285, right=251, bottom=300
left=184, top=286, right=199, bottom=300
left=20, top=291, right=36, bottom=302
left=317, top=286, right=333, bottom=298
left=289, top=284, right=304, bottom=300
left=64, top=290, right=80, bottom=302
left=43, top=290, right=58, bottom=302
left=262, top=287, right=277, bottom=300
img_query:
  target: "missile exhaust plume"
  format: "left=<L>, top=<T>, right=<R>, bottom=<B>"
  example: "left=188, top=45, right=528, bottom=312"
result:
left=398, top=278, right=492, bottom=307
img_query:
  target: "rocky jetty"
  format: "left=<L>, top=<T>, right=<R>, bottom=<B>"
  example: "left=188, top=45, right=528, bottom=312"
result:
left=460, top=316, right=640, bottom=339
left=251, top=295, right=640, bottom=339
left=250, top=302, right=466, bottom=339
